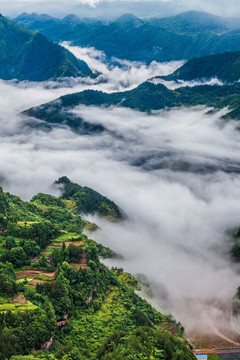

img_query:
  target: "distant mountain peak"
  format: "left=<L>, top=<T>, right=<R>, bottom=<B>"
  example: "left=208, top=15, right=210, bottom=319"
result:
left=115, top=13, right=144, bottom=26
left=14, top=12, right=55, bottom=22
left=63, top=14, right=81, bottom=23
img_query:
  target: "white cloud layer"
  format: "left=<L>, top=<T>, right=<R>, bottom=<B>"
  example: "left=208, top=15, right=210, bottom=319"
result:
left=62, top=43, right=183, bottom=92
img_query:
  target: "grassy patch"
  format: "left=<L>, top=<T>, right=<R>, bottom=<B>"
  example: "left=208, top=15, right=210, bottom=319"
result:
left=17, top=221, right=35, bottom=227
left=0, top=300, right=37, bottom=312
left=0, top=296, right=10, bottom=304
left=16, top=277, right=33, bottom=283
left=52, top=232, right=80, bottom=243
left=35, top=274, right=51, bottom=281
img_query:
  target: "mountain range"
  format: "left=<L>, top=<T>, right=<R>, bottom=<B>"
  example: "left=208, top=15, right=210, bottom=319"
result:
left=13, top=11, right=240, bottom=63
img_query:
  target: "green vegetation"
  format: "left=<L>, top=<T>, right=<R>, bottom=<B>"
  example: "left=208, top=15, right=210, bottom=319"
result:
left=0, top=262, right=18, bottom=297
left=0, top=182, right=194, bottom=359
left=0, top=14, right=92, bottom=81
left=207, top=354, right=221, bottom=360
left=97, top=326, right=194, bottom=359
left=55, top=176, right=122, bottom=219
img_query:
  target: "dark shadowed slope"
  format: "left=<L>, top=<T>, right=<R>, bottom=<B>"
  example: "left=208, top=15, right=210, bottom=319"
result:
left=0, top=14, right=92, bottom=81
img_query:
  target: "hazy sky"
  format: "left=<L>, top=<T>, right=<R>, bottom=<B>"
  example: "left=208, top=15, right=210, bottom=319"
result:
left=2, top=0, right=240, bottom=18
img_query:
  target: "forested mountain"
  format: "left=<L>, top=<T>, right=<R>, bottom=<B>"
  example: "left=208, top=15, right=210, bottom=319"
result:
left=23, top=80, right=240, bottom=133
left=165, top=50, right=240, bottom=83
left=13, top=11, right=240, bottom=63
left=0, top=181, right=195, bottom=360
left=114, top=13, right=144, bottom=27
left=0, top=14, right=92, bottom=81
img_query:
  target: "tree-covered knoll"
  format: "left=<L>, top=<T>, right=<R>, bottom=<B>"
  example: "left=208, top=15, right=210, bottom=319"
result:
left=165, top=50, right=240, bottom=83
left=0, top=14, right=92, bottom=81
left=55, top=176, right=122, bottom=219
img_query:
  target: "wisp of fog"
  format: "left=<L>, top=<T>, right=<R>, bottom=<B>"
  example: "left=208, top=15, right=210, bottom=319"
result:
left=1, top=46, right=240, bottom=342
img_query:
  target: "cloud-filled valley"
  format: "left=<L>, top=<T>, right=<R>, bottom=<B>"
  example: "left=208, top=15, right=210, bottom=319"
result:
left=1, top=45, right=240, bottom=343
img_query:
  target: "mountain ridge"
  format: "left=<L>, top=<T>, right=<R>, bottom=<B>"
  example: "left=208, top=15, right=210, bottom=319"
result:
left=13, top=10, right=240, bottom=63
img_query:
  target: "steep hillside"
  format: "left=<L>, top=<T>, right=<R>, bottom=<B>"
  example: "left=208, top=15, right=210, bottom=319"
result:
left=0, top=14, right=92, bottom=81
left=13, top=11, right=240, bottom=63
left=166, top=50, right=240, bottom=83
left=0, top=182, right=195, bottom=360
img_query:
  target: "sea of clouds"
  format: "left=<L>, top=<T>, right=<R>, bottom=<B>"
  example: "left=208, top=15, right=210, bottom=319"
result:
left=1, top=45, right=240, bottom=342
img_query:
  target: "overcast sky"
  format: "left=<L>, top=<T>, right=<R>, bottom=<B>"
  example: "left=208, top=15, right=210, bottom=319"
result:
left=2, top=0, right=240, bottom=18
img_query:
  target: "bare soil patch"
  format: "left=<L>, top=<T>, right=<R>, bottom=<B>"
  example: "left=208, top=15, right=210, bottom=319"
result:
left=12, top=293, right=27, bottom=304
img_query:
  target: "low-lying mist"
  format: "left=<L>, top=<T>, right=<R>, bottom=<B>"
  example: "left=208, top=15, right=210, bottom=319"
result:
left=1, top=48, right=240, bottom=343
left=62, top=43, right=183, bottom=92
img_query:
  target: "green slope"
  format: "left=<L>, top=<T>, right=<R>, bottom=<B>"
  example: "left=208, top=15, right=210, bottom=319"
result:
left=0, top=14, right=92, bottom=81
left=166, top=50, right=240, bottom=83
